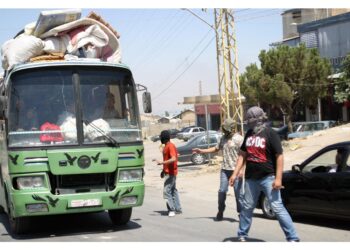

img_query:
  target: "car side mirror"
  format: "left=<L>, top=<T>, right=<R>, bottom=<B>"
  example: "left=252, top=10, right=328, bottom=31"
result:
left=292, top=164, right=301, bottom=173
left=0, top=96, right=7, bottom=119
left=142, top=91, right=152, bottom=113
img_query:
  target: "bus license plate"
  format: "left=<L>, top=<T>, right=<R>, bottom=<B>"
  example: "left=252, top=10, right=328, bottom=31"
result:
left=70, top=199, right=101, bottom=208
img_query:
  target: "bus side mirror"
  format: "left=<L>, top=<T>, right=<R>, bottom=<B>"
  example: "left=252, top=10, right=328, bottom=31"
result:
left=0, top=96, right=7, bottom=119
left=142, top=92, right=152, bottom=113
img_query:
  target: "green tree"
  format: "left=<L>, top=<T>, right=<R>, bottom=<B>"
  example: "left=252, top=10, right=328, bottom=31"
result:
left=334, top=54, right=350, bottom=103
left=240, top=44, right=332, bottom=131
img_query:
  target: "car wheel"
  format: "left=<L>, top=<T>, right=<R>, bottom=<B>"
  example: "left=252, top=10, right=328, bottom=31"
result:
left=260, top=194, right=276, bottom=220
left=191, top=153, right=206, bottom=165
left=108, top=208, right=132, bottom=225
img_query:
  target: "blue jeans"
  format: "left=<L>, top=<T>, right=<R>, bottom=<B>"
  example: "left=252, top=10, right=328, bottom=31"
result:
left=238, top=175, right=299, bottom=241
left=219, top=169, right=243, bottom=213
left=163, top=175, right=182, bottom=212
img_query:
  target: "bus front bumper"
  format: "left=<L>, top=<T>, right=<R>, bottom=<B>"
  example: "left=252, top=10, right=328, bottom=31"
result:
left=9, top=183, right=145, bottom=218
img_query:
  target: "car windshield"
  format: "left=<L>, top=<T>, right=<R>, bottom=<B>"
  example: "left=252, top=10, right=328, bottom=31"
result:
left=292, top=122, right=326, bottom=132
left=7, top=67, right=141, bottom=147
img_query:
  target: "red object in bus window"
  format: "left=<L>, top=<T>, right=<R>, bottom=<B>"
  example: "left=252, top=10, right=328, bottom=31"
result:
left=39, top=122, right=64, bottom=142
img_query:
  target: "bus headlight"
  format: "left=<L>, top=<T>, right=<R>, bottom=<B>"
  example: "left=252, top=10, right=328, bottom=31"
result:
left=16, top=176, right=45, bottom=189
left=118, top=169, right=143, bottom=183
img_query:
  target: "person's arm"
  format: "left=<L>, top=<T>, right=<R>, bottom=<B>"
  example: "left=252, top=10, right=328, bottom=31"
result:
left=269, top=127, right=284, bottom=189
left=153, top=143, right=177, bottom=165
left=272, top=154, right=284, bottom=189
left=192, top=146, right=219, bottom=154
left=229, top=151, right=247, bottom=186
left=155, top=156, right=176, bottom=165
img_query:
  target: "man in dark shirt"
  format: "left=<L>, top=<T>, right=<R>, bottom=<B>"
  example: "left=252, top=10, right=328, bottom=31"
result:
left=229, top=106, right=299, bottom=242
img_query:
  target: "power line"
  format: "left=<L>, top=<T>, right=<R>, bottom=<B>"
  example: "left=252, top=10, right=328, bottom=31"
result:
left=236, top=9, right=284, bottom=22
left=147, top=28, right=213, bottom=89
left=133, top=12, right=193, bottom=69
left=131, top=10, right=182, bottom=64
left=153, top=36, right=215, bottom=101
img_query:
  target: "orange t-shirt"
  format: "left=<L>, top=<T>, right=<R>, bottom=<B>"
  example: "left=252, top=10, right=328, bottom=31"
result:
left=163, top=142, right=178, bottom=176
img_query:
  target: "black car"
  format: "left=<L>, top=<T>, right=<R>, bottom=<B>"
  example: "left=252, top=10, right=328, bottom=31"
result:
left=258, top=141, right=350, bottom=220
left=150, top=128, right=180, bottom=142
left=177, top=132, right=222, bottom=165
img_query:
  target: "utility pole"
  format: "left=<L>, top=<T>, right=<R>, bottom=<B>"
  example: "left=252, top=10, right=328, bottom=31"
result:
left=214, top=9, right=244, bottom=134
left=183, top=8, right=244, bottom=134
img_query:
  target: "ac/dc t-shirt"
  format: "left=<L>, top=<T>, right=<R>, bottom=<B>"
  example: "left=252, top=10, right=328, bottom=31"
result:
left=241, top=127, right=283, bottom=180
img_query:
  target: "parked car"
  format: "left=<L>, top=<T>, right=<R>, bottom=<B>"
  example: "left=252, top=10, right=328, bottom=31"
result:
left=176, top=126, right=206, bottom=141
left=177, top=132, right=222, bottom=165
left=150, top=128, right=180, bottom=142
left=257, top=141, right=350, bottom=220
left=287, top=120, right=336, bottom=139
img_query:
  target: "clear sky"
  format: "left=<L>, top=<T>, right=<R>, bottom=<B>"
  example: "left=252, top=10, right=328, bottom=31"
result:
left=0, top=8, right=285, bottom=116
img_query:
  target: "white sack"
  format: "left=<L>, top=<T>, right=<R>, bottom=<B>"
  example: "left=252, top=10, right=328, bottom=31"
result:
left=60, top=116, right=78, bottom=141
left=85, top=118, right=111, bottom=141
left=24, top=22, right=37, bottom=35
left=40, top=18, right=121, bottom=63
left=1, top=34, right=45, bottom=70
left=66, top=24, right=109, bottom=54
left=43, top=35, right=70, bottom=54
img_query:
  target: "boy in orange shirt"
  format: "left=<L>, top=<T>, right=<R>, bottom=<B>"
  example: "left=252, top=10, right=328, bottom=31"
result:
left=154, top=130, right=182, bottom=217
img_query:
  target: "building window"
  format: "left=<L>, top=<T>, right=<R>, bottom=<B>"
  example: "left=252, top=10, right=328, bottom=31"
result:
left=301, top=31, right=319, bottom=48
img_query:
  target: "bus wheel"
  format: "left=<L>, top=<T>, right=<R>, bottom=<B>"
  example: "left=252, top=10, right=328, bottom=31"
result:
left=108, top=208, right=132, bottom=225
left=9, top=216, right=30, bottom=235
left=7, top=202, right=30, bottom=234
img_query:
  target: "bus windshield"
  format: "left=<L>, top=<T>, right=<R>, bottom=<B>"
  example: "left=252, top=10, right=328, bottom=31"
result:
left=7, top=66, right=141, bottom=147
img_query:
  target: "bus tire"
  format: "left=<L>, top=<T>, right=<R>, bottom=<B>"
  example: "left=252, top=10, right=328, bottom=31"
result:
left=5, top=189, right=30, bottom=235
left=9, top=216, right=30, bottom=235
left=108, top=208, right=132, bottom=225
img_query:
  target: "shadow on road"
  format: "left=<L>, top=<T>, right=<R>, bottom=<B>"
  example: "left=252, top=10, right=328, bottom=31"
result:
left=0, top=211, right=141, bottom=240
left=182, top=216, right=239, bottom=223
left=223, top=237, right=265, bottom=242
left=253, top=213, right=350, bottom=231
left=152, top=210, right=169, bottom=216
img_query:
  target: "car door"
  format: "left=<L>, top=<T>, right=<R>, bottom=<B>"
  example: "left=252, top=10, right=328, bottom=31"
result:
left=332, top=147, right=350, bottom=218
left=286, top=148, right=339, bottom=215
left=191, top=128, right=199, bottom=137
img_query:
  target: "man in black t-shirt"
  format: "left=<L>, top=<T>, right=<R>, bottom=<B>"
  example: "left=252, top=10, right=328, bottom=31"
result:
left=229, top=106, right=299, bottom=242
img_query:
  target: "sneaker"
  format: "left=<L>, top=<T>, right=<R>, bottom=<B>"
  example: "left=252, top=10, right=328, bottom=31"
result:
left=168, top=211, right=176, bottom=217
left=175, top=210, right=182, bottom=214
left=238, top=236, right=246, bottom=242
left=216, top=211, right=223, bottom=221
left=288, top=239, right=300, bottom=242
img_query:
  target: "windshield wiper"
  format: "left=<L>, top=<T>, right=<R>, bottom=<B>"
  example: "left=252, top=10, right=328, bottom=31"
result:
left=83, top=119, right=119, bottom=147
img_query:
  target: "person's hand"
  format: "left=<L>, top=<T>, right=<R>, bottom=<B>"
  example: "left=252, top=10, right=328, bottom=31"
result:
left=229, top=175, right=236, bottom=187
left=192, top=148, right=201, bottom=153
left=272, top=179, right=284, bottom=190
left=152, top=159, right=162, bottom=165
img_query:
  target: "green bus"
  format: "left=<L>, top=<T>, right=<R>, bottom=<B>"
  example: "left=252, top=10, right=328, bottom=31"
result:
left=0, top=60, right=151, bottom=234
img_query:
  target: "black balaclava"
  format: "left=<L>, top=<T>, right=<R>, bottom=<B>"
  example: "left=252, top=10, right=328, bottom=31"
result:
left=160, top=130, right=170, bottom=144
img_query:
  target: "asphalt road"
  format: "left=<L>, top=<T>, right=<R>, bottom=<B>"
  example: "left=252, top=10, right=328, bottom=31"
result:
left=0, top=139, right=349, bottom=242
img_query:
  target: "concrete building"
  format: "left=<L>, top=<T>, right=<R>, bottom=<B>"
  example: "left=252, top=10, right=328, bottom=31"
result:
left=172, top=109, right=196, bottom=127
left=272, top=9, right=350, bottom=122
